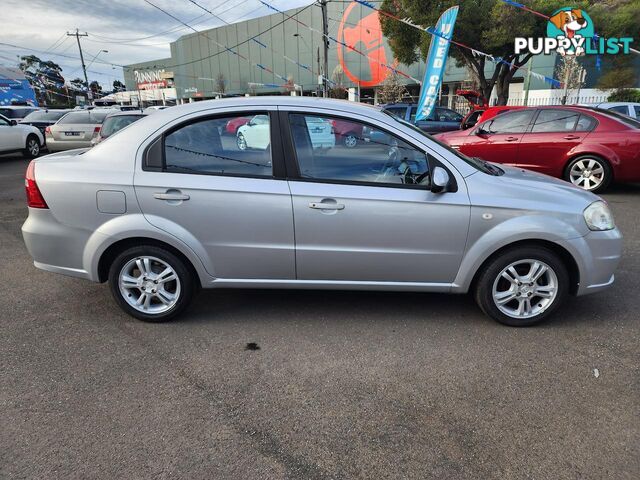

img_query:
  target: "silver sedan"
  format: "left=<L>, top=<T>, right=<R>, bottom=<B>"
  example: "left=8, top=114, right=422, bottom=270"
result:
left=22, top=97, right=622, bottom=326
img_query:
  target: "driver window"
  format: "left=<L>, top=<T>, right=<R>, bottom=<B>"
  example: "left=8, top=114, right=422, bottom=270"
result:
left=288, top=113, right=430, bottom=187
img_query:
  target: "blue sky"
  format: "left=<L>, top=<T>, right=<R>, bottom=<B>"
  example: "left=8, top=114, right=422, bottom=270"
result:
left=0, top=0, right=313, bottom=89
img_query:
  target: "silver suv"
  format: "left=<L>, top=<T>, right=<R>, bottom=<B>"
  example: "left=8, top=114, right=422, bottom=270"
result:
left=22, top=98, right=622, bottom=326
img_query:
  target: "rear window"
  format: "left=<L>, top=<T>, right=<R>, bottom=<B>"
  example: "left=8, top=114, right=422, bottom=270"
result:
left=0, top=108, right=32, bottom=118
left=100, top=115, right=144, bottom=137
left=585, top=107, right=640, bottom=129
left=58, top=111, right=111, bottom=125
left=22, top=110, right=69, bottom=122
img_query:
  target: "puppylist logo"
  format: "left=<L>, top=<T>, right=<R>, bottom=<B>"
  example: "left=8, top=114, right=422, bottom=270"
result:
left=515, top=7, right=634, bottom=56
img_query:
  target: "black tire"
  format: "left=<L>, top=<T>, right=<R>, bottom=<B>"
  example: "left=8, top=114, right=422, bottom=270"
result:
left=23, top=134, right=41, bottom=158
left=108, top=245, right=195, bottom=322
left=564, top=155, right=612, bottom=193
left=474, top=246, right=569, bottom=327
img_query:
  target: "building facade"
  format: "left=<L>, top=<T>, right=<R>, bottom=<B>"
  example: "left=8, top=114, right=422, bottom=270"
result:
left=123, top=1, right=635, bottom=109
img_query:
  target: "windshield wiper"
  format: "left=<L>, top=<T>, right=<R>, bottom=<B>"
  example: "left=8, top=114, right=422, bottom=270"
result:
left=473, top=157, right=504, bottom=176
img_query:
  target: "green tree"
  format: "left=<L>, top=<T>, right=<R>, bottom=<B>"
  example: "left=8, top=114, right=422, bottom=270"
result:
left=112, top=80, right=126, bottom=92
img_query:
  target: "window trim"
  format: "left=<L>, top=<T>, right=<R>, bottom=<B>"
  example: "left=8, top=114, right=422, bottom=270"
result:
left=142, top=110, right=286, bottom=179
left=279, top=110, right=457, bottom=192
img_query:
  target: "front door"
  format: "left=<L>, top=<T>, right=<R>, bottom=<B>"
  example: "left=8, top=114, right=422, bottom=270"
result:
left=0, top=116, right=22, bottom=151
left=284, top=112, right=470, bottom=284
left=134, top=110, right=295, bottom=280
left=461, top=109, right=536, bottom=166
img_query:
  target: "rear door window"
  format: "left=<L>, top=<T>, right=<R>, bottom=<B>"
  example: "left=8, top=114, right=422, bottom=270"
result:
left=162, top=113, right=272, bottom=177
left=531, top=110, right=579, bottom=133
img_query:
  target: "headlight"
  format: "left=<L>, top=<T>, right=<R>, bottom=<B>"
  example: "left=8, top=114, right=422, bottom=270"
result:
left=583, top=201, right=615, bottom=231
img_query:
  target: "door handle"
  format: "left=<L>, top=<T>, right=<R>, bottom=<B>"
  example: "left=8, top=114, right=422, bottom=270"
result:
left=309, top=201, right=345, bottom=210
left=153, top=191, right=190, bottom=201
left=505, top=136, right=519, bottom=142
left=563, top=135, right=580, bottom=140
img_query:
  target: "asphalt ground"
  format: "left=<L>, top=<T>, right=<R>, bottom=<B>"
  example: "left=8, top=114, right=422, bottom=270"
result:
left=1, top=153, right=638, bottom=479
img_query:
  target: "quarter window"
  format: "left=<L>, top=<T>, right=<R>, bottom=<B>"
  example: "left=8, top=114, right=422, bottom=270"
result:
left=531, top=110, right=579, bottom=133
left=609, top=105, right=628, bottom=115
left=289, top=114, right=430, bottom=186
left=482, top=110, right=535, bottom=134
left=576, top=114, right=597, bottom=132
left=164, top=114, right=272, bottom=177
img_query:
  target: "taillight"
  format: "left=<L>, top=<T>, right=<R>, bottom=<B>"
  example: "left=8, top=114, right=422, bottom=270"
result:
left=25, top=161, right=48, bottom=209
left=45, top=126, right=51, bottom=134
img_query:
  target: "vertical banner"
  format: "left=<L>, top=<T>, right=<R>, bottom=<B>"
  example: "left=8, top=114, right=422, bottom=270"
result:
left=415, top=6, right=459, bottom=121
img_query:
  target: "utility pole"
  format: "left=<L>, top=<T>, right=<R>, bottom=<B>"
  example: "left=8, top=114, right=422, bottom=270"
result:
left=67, top=29, right=91, bottom=103
left=319, top=0, right=329, bottom=97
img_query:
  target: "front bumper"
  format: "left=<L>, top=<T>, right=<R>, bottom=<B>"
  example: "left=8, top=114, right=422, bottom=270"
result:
left=570, top=228, right=623, bottom=296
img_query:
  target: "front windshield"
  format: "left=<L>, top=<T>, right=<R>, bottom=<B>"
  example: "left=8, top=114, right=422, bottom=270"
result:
left=382, top=109, right=502, bottom=175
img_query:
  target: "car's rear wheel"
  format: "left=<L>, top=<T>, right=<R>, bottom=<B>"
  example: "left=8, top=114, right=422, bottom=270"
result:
left=342, top=133, right=358, bottom=148
left=236, top=132, right=247, bottom=150
left=108, top=245, right=195, bottom=322
left=474, top=246, right=568, bottom=326
left=564, top=155, right=611, bottom=193
left=24, top=135, right=41, bottom=158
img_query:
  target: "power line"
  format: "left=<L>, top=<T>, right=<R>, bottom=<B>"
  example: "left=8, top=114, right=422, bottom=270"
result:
left=130, top=1, right=315, bottom=71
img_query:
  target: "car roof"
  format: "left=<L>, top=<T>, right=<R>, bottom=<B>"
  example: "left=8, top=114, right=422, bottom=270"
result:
left=105, top=111, right=147, bottom=118
left=596, top=101, right=640, bottom=107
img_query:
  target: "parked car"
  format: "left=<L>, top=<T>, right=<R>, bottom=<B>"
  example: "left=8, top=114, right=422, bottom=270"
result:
left=382, top=103, right=463, bottom=133
left=0, top=113, right=44, bottom=158
left=22, top=97, right=622, bottom=326
left=45, top=109, right=116, bottom=152
left=592, top=102, right=640, bottom=119
left=435, top=106, right=640, bottom=192
left=331, top=119, right=363, bottom=147
left=460, top=106, right=527, bottom=130
left=19, top=109, right=71, bottom=137
left=236, top=114, right=270, bottom=150
left=91, top=111, right=147, bottom=146
left=225, top=116, right=251, bottom=135
left=0, top=105, right=40, bottom=120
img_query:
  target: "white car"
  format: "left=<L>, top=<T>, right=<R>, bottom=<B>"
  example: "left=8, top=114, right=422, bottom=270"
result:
left=594, top=102, right=640, bottom=119
left=236, top=114, right=270, bottom=150
left=0, top=114, right=44, bottom=158
left=304, top=116, right=336, bottom=149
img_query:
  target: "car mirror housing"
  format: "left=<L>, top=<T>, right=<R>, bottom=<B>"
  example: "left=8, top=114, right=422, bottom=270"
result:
left=10, top=119, right=17, bottom=126
left=431, top=167, right=450, bottom=193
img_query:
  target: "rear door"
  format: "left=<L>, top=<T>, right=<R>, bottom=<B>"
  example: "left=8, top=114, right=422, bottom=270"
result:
left=282, top=110, right=470, bottom=284
left=461, top=109, right=536, bottom=166
left=517, top=109, right=594, bottom=177
left=134, top=108, right=295, bottom=280
left=0, top=115, right=22, bottom=151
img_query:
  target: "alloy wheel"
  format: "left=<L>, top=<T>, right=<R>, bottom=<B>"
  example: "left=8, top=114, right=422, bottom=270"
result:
left=237, top=133, right=247, bottom=150
left=568, top=158, right=605, bottom=191
left=118, top=256, right=181, bottom=314
left=492, top=259, right=558, bottom=319
left=28, top=138, right=40, bottom=156
left=344, top=134, right=357, bottom=148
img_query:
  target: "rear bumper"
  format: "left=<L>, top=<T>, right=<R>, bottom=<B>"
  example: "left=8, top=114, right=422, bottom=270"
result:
left=45, top=138, right=92, bottom=152
left=22, top=208, right=94, bottom=281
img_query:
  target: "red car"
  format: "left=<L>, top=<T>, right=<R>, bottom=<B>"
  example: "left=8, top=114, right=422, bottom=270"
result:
left=435, top=106, right=640, bottom=192
left=330, top=119, right=363, bottom=148
left=225, top=116, right=251, bottom=135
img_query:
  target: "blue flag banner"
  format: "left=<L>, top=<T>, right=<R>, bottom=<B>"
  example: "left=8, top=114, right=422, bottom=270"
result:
left=415, top=6, right=459, bottom=121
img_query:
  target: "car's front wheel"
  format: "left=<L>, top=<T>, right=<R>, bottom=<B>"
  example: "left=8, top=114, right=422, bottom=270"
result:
left=108, top=245, right=195, bottom=322
left=24, top=135, right=41, bottom=158
left=564, top=155, right=612, bottom=193
left=236, top=132, right=247, bottom=150
left=474, top=246, right=569, bottom=326
left=342, top=133, right=358, bottom=148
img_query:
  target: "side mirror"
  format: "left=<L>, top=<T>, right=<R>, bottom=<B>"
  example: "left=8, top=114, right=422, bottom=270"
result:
left=10, top=119, right=17, bottom=126
left=431, top=167, right=450, bottom=193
